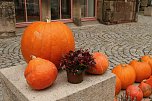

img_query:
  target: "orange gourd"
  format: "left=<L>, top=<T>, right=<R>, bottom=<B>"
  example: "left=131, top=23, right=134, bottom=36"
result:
left=24, top=57, right=58, bottom=90
left=129, top=60, right=151, bottom=82
left=145, top=76, right=152, bottom=88
left=114, top=96, right=118, bottom=101
left=115, top=76, right=121, bottom=95
left=112, top=64, right=136, bottom=89
left=126, top=85, right=143, bottom=101
left=21, top=21, right=75, bottom=69
left=86, top=52, right=109, bottom=74
left=138, top=81, right=152, bottom=97
left=141, top=55, right=152, bottom=74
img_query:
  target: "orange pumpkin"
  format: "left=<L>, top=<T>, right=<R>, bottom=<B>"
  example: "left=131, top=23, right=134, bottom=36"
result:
left=86, top=52, right=109, bottom=74
left=112, top=64, right=136, bottom=89
left=138, top=81, right=152, bottom=97
left=24, top=57, right=58, bottom=90
left=21, top=21, right=75, bottom=68
left=126, top=85, right=143, bottom=101
left=145, top=76, right=152, bottom=88
left=129, top=60, right=151, bottom=82
left=115, top=75, right=121, bottom=95
left=114, top=96, right=118, bottom=101
left=141, top=55, right=152, bottom=74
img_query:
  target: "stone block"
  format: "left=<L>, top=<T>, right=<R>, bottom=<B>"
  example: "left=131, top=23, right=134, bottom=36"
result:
left=0, top=65, right=115, bottom=101
left=141, top=0, right=148, bottom=6
left=144, top=7, right=152, bottom=16
left=0, top=1, right=15, bottom=36
left=102, top=0, right=137, bottom=24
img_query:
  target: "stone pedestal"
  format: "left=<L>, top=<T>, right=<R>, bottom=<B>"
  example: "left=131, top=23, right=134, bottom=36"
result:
left=73, top=0, right=82, bottom=26
left=144, top=6, right=152, bottom=16
left=0, top=0, right=15, bottom=38
left=0, top=65, right=115, bottom=101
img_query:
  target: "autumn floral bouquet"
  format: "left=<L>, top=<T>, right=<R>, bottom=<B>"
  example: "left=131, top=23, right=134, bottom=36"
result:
left=60, top=49, right=95, bottom=83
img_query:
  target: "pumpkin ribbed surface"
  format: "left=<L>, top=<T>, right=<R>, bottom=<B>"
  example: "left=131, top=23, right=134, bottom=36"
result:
left=141, top=55, right=152, bottom=74
left=130, top=60, right=151, bottom=82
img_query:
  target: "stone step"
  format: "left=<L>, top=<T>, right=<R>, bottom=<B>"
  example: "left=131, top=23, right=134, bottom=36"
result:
left=0, top=64, right=115, bottom=101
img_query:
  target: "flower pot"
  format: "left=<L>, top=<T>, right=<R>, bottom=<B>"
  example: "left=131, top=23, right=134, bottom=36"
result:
left=66, top=71, right=84, bottom=84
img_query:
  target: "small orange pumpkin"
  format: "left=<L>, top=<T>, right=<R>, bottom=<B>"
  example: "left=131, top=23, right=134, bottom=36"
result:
left=24, top=57, right=58, bottom=90
left=141, top=55, right=152, bottom=74
left=129, top=60, right=151, bottom=82
left=126, top=85, right=143, bottom=101
left=115, top=75, right=121, bottom=95
left=112, top=64, right=136, bottom=89
left=114, top=96, right=118, bottom=101
left=21, top=21, right=75, bottom=69
left=86, top=52, right=109, bottom=75
left=145, top=76, right=152, bottom=88
left=138, top=81, right=152, bottom=97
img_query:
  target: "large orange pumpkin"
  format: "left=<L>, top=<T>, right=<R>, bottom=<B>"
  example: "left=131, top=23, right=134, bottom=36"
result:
left=24, top=57, right=58, bottom=90
left=141, top=55, right=152, bottom=74
left=86, top=52, right=109, bottom=74
left=112, top=64, right=136, bottom=89
left=115, top=75, right=121, bottom=95
left=21, top=21, right=75, bottom=68
left=129, top=60, right=151, bottom=82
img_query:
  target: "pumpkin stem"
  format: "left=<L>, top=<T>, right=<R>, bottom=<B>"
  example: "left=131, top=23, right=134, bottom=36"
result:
left=138, top=58, right=142, bottom=62
left=142, top=79, right=147, bottom=83
left=31, top=55, right=37, bottom=59
left=46, top=17, right=51, bottom=23
left=121, top=64, right=126, bottom=67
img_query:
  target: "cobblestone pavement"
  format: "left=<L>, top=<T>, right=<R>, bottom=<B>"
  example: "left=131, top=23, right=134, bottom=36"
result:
left=0, top=15, right=152, bottom=70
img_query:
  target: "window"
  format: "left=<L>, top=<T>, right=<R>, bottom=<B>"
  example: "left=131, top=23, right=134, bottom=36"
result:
left=81, top=0, right=95, bottom=18
left=51, top=0, right=72, bottom=20
left=14, top=0, right=40, bottom=23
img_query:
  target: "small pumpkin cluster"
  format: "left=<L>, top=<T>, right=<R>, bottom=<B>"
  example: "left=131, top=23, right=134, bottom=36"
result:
left=21, top=21, right=109, bottom=90
left=112, top=55, right=152, bottom=101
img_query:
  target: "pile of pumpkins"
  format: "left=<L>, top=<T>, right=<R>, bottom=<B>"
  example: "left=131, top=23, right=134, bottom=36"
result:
left=112, top=55, right=152, bottom=101
left=21, top=21, right=109, bottom=90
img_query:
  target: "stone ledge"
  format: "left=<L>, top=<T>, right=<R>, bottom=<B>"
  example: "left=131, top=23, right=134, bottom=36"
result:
left=0, top=64, right=115, bottom=101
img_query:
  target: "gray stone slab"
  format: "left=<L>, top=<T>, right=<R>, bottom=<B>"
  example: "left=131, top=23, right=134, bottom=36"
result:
left=0, top=65, right=115, bottom=101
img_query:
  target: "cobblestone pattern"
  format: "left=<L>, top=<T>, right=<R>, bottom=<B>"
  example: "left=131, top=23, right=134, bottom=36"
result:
left=0, top=15, right=152, bottom=70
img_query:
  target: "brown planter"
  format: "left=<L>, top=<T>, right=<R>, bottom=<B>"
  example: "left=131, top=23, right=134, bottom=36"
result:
left=66, top=71, right=84, bottom=84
